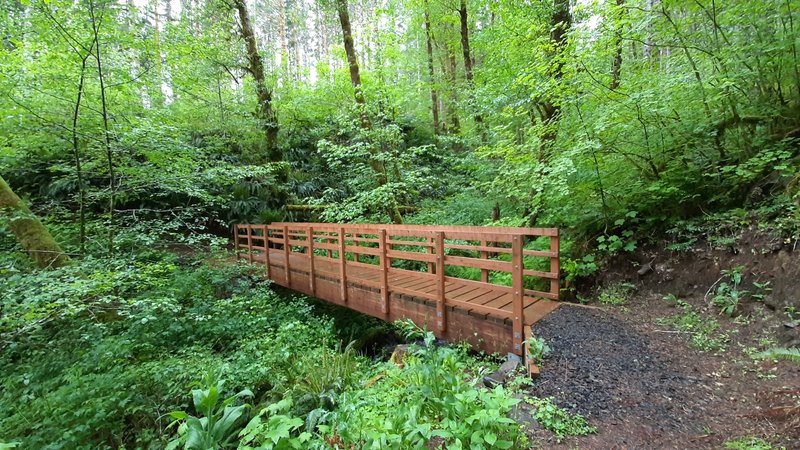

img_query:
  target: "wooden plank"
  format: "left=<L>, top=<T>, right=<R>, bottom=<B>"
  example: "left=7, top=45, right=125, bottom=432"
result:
left=523, top=299, right=561, bottom=325
left=523, top=289, right=559, bottom=300
left=447, top=284, right=482, bottom=299
left=444, top=255, right=512, bottom=272
left=427, top=237, right=434, bottom=274
left=246, top=226, right=254, bottom=263
left=435, top=231, right=446, bottom=333
left=550, top=233, right=560, bottom=299
left=234, top=225, right=240, bottom=261
left=269, top=221, right=558, bottom=237
left=523, top=269, right=559, bottom=279
left=443, top=276, right=511, bottom=294
left=446, top=297, right=513, bottom=320
left=339, top=227, right=347, bottom=304
left=379, top=229, right=389, bottom=317
left=480, top=240, right=489, bottom=283
left=391, top=283, right=438, bottom=301
left=387, top=266, right=436, bottom=282
left=346, top=245, right=381, bottom=256
left=308, top=226, right=316, bottom=295
left=446, top=242, right=513, bottom=254
left=283, top=225, right=291, bottom=286
left=523, top=249, right=558, bottom=258
left=386, top=238, right=433, bottom=247
left=263, top=225, right=271, bottom=278
left=511, top=236, right=524, bottom=355
left=386, top=249, right=437, bottom=263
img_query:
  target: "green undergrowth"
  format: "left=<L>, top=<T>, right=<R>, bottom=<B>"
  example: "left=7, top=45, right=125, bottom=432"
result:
left=0, top=239, right=591, bottom=448
left=657, top=298, right=730, bottom=353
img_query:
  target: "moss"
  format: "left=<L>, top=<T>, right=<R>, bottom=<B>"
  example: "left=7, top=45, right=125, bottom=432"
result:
left=0, top=175, right=70, bottom=268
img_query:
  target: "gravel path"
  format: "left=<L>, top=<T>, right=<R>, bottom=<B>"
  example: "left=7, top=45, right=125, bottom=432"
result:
left=530, top=305, right=709, bottom=435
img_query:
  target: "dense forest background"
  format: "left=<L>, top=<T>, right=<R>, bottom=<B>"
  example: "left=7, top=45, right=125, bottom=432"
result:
left=1, top=0, right=799, bottom=448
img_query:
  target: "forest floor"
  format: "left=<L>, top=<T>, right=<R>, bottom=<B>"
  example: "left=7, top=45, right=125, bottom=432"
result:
left=528, top=304, right=799, bottom=449
left=524, top=231, right=800, bottom=449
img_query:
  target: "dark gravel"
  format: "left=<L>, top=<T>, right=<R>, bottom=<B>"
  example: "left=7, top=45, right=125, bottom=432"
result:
left=530, top=305, right=710, bottom=434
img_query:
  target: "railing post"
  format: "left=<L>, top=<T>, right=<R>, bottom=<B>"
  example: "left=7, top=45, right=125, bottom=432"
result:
left=339, top=227, right=348, bottom=304
left=427, top=237, right=434, bottom=274
left=550, top=230, right=560, bottom=300
left=263, top=225, right=271, bottom=279
left=511, top=234, right=524, bottom=355
left=283, top=225, right=291, bottom=286
left=246, top=225, right=254, bottom=263
left=480, top=239, right=489, bottom=283
left=234, top=225, right=240, bottom=261
left=435, top=231, right=446, bottom=333
left=379, top=229, right=390, bottom=317
left=308, top=226, right=316, bottom=295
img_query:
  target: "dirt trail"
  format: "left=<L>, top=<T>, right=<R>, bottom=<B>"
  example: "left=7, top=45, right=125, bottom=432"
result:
left=527, top=304, right=800, bottom=449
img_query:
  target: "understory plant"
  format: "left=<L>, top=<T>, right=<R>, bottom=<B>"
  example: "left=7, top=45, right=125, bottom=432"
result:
left=525, top=397, right=596, bottom=442
left=320, top=331, right=527, bottom=449
left=712, top=266, right=747, bottom=316
left=166, top=374, right=253, bottom=450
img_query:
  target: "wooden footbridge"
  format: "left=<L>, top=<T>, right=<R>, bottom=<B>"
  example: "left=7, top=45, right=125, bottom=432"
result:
left=234, top=222, right=561, bottom=371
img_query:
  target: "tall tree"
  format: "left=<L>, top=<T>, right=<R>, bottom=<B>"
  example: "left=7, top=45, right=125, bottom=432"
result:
left=334, top=0, right=403, bottom=224
left=609, top=0, right=624, bottom=90
left=234, top=0, right=280, bottom=162
left=458, top=0, right=483, bottom=128
left=0, top=175, right=71, bottom=269
left=424, top=0, right=440, bottom=134
left=538, top=0, right=571, bottom=156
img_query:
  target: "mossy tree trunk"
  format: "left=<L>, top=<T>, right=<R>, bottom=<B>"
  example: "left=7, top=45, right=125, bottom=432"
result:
left=0, top=175, right=71, bottom=268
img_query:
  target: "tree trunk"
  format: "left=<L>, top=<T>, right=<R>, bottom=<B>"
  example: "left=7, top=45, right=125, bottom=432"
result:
left=424, top=1, right=440, bottom=134
left=234, top=0, right=280, bottom=163
left=0, top=175, right=71, bottom=269
left=609, top=0, right=624, bottom=90
left=89, top=0, right=115, bottom=256
left=459, top=0, right=483, bottom=127
left=336, top=0, right=369, bottom=128
left=538, top=0, right=571, bottom=157
left=335, top=0, right=403, bottom=224
left=528, top=0, right=571, bottom=227
left=443, top=45, right=460, bottom=135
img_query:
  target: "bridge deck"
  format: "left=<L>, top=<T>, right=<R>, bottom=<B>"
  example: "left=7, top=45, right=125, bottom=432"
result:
left=235, top=222, right=561, bottom=370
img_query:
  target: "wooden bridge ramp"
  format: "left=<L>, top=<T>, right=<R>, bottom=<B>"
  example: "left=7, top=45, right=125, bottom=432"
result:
left=234, top=222, right=561, bottom=373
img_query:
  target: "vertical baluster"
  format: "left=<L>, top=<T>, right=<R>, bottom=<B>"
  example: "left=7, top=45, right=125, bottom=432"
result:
left=308, top=227, right=316, bottom=295
left=283, top=225, right=291, bottom=286
left=246, top=225, right=253, bottom=263
left=511, top=235, right=524, bottom=355
left=480, top=239, right=489, bottom=283
left=263, top=225, right=271, bottom=278
left=234, top=225, right=240, bottom=261
left=339, top=227, right=348, bottom=303
left=426, top=236, right=434, bottom=274
left=379, top=229, right=389, bottom=317
left=435, top=231, right=446, bottom=333
left=550, top=231, right=560, bottom=300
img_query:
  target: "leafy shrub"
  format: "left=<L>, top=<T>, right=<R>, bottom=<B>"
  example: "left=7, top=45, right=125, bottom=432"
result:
left=320, top=332, right=527, bottom=449
left=166, top=374, right=253, bottom=450
left=525, top=397, right=596, bottom=441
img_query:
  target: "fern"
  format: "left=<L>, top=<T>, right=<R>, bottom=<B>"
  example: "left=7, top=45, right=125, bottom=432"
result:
left=756, top=347, right=800, bottom=363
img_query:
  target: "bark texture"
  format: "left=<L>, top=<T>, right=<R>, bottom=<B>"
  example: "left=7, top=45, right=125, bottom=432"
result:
left=335, top=0, right=403, bottom=224
left=424, top=2, right=440, bottom=134
left=459, top=0, right=483, bottom=128
left=539, top=0, right=571, bottom=156
left=235, top=0, right=280, bottom=162
left=0, top=175, right=71, bottom=269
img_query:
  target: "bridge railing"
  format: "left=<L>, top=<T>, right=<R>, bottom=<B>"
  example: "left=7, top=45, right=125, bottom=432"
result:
left=234, top=222, right=559, bottom=354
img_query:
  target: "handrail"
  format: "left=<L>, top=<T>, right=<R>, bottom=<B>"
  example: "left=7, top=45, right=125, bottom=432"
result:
left=234, top=222, right=560, bottom=355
